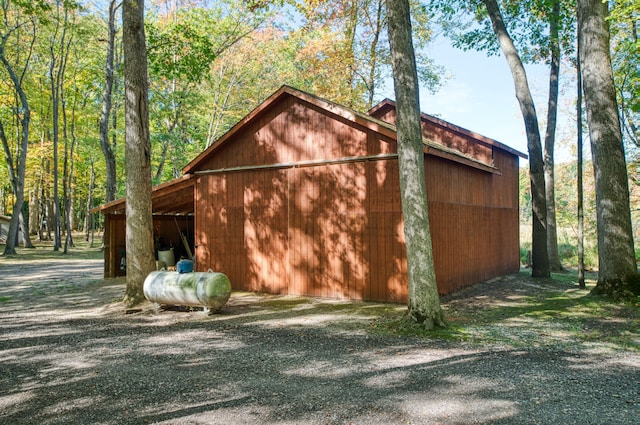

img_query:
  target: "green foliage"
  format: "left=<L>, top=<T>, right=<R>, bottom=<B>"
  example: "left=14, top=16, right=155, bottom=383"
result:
left=519, top=243, right=531, bottom=265
left=0, top=0, right=446, bottom=232
left=4, top=0, right=52, bottom=20
left=147, top=3, right=269, bottom=84
left=428, top=0, right=576, bottom=64
left=289, top=0, right=445, bottom=106
left=519, top=159, right=608, bottom=270
left=609, top=0, right=639, bottom=148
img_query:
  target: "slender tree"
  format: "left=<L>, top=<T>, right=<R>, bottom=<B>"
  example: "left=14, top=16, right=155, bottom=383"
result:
left=84, top=157, right=95, bottom=242
left=48, top=1, right=72, bottom=251
left=433, top=0, right=591, bottom=276
left=122, top=0, right=156, bottom=306
left=543, top=0, right=563, bottom=272
left=575, top=40, right=585, bottom=288
left=63, top=55, right=79, bottom=254
left=0, top=1, right=43, bottom=255
left=482, top=0, right=549, bottom=278
left=386, top=0, right=445, bottom=328
left=100, top=0, right=119, bottom=203
left=577, top=0, right=637, bottom=296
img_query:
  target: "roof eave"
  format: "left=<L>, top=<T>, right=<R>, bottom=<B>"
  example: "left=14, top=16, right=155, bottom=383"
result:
left=182, top=85, right=400, bottom=175
left=90, top=174, right=195, bottom=215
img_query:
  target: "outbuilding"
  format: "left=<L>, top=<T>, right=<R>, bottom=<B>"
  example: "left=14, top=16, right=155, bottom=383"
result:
left=95, top=86, right=526, bottom=303
left=0, top=215, right=24, bottom=245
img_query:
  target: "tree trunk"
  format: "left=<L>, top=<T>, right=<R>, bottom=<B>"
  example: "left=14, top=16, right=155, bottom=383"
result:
left=45, top=189, right=53, bottom=241
left=50, top=35, right=62, bottom=251
left=122, top=0, right=156, bottom=307
left=0, top=48, right=31, bottom=256
left=544, top=0, right=563, bottom=272
left=50, top=4, right=73, bottom=251
left=577, top=0, right=637, bottom=296
left=366, top=0, right=384, bottom=108
left=29, top=188, right=39, bottom=235
left=386, top=0, right=445, bottom=329
left=206, top=66, right=237, bottom=147
left=85, top=158, right=95, bottom=242
left=483, top=0, right=550, bottom=278
left=20, top=203, right=34, bottom=248
left=63, top=69, right=77, bottom=253
left=576, top=46, right=585, bottom=288
left=100, top=0, right=119, bottom=203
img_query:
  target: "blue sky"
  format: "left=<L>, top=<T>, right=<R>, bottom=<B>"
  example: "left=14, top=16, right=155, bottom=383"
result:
left=381, top=38, right=578, bottom=164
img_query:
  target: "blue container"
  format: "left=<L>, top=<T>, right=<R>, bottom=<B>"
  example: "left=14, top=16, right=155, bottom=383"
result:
left=176, top=259, right=194, bottom=273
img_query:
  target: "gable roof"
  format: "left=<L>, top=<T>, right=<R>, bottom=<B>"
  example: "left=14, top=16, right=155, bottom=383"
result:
left=183, top=85, right=524, bottom=176
left=183, top=85, right=395, bottom=174
left=368, top=99, right=528, bottom=159
left=94, top=86, right=526, bottom=218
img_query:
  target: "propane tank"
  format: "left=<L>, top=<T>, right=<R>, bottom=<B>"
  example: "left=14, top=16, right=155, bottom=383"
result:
left=143, top=270, right=231, bottom=313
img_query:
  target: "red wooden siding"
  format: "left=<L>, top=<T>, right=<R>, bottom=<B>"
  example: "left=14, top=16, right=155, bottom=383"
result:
left=98, top=87, right=522, bottom=300
left=192, top=92, right=520, bottom=302
left=426, top=150, right=520, bottom=293
left=195, top=155, right=518, bottom=301
left=370, top=103, right=494, bottom=166
left=195, top=157, right=407, bottom=301
left=196, top=97, right=383, bottom=171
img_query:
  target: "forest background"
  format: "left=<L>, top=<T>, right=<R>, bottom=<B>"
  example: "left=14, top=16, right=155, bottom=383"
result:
left=0, top=0, right=637, bottom=269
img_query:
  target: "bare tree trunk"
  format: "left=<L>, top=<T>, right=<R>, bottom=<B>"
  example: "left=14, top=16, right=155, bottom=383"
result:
left=366, top=0, right=384, bottom=108
left=20, top=203, right=33, bottom=248
left=60, top=23, right=75, bottom=254
left=100, top=0, right=120, bottom=203
left=483, top=0, right=549, bottom=278
left=576, top=44, right=585, bottom=288
left=544, top=0, right=563, bottom=272
left=577, top=0, right=637, bottom=296
left=49, top=8, right=67, bottom=252
left=386, top=0, right=445, bottom=329
left=45, top=188, right=53, bottom=241
left=122, top=0, right=156, bottom=307
left=85, top=158, right=95, bottom=242
left=29, top=188, right=39, bottom=235
left=154, top=111, right=178, bottom=182
left=0, top=46, right=31, bottom=256
left=63, top=78, right=77, bottom=253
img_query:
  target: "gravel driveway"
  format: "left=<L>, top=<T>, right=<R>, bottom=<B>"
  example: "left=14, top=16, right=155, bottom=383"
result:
left=0, top=256, right=637, bottom=424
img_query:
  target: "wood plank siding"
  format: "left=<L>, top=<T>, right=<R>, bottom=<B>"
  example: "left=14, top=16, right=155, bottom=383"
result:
left=96, top=86, right=524, bottom=302
left=192, top=88, right=523, bottom=302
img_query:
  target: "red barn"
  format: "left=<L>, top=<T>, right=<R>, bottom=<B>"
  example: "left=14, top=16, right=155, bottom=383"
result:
left=95, top=86, right=526, bottom=303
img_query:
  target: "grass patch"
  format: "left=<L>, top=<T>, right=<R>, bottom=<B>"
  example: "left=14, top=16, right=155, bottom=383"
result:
left=0, top=296, right=11, bottom=303
left=1, top=232, right=104, bottom=262
left=372, top=271, right=639, bottom=352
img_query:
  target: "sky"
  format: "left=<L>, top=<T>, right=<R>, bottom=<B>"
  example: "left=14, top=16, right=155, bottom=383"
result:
left=380, top=37, right=579, bottom=164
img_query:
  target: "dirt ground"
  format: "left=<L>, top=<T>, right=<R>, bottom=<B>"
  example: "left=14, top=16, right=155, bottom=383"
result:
left=0, top=254, right=638, bottom=424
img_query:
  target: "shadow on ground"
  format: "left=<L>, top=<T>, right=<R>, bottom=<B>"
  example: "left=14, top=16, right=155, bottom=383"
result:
left=0, top=258, right=637, bottom=425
